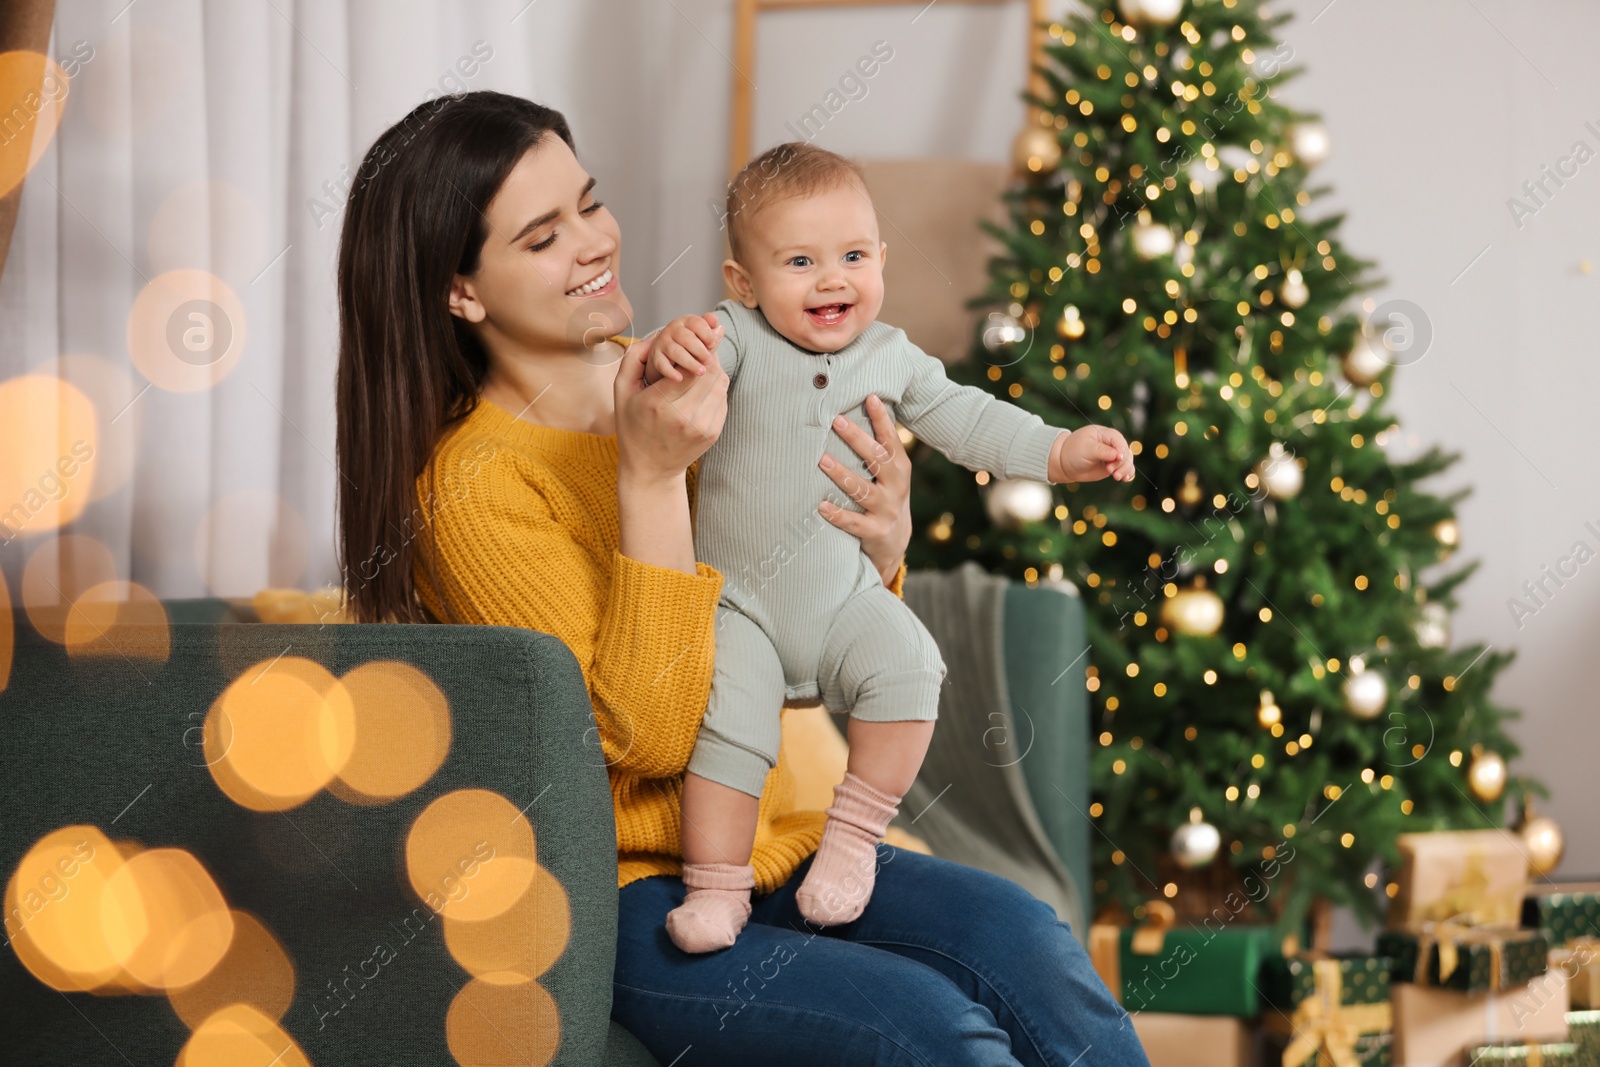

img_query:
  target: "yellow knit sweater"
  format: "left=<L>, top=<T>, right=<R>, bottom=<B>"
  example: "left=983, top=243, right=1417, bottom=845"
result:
left=414, top=397, right=896, bottom=895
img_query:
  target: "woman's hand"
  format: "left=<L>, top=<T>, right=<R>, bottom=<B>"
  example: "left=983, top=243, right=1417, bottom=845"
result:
left=615, top=330, right=729, bottom=485
left=818, top=395, right=912, bottom=587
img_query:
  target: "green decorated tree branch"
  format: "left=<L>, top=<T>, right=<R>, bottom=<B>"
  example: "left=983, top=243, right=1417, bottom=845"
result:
left=908, top=0, right=1544, bottom=931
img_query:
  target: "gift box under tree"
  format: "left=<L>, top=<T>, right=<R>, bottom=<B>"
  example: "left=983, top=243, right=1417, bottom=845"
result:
left=1567, top=1009, right=1600, bottom=1067
left=1524, top=885, right=1600, bottom=949
left=1087, top=902, right=1285, bottom=1016
left=1468, top=1039, right=1581, bottom=1065
left=1259, top=954, right=1393, bottom=1067
left=1378, top=925, right=1549, bottom=994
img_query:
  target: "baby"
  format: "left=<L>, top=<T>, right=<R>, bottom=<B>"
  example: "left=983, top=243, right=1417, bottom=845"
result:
left=645, top=142, right=1134, bottom=953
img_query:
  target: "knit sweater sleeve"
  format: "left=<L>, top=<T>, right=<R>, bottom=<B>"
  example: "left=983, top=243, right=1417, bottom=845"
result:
left=423, top=456, right=723, bottom=779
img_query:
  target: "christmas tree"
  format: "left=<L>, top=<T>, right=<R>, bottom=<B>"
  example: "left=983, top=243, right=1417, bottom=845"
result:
left=908, top=0, right=1532, bottom=932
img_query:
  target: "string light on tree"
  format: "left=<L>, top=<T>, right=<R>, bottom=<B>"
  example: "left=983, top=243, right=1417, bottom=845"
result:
left=985, top=478, right=1055, bottom=530
left=1433, top=518, right=1460, bottom=557
left=1170, top=807, right=1221, bottom=869
left=1467, top=748, right=1507, bottom=803
left=1342, top=655, right=1387, bottom=720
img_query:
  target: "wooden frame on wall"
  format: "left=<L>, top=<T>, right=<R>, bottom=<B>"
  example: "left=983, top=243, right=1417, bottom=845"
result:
left=728, top=0, right=1051, bottom=181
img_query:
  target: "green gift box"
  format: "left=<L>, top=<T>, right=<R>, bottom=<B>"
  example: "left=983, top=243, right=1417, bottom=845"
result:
left=1525, top=885, right=1600, bottom=948
left=1260, top=955, right=1393, bottom=1067
left=1088, top=914, right=1283, bottom=1017
left=1468, top=1039, right=1579, bottom=1065
left=1568, top=1010, right=1600, bottom=1067
left=1377, top=925, right=1549, bottom=994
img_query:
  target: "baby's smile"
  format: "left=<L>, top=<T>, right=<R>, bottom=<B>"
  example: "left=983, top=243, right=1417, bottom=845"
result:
left=806, top=302, right=853, bottom=329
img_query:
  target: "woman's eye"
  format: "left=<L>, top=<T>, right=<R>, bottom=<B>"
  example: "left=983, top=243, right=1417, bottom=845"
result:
left=528, top=233, right=557, bottom=252
left=580, top=200, right=604, bottom=216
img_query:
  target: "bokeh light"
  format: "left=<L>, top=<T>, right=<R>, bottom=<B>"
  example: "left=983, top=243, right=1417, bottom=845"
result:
left=406, top=790, right=537, bottom=922
left=100, top=848, right=234, bottom=989
left=167, top=911, right=295, bottom=1029
left=22, top=534, right=117, bottom=643
left=0, top=51, right=68, bottom=199
left=0, top=375, right=100, bottom=539
left=328, top=661, right=451, bottom=804
left=0, top=569, right=12, bottom=693
left=149, top=180, right=269, bottom=288
left=5, top=826, right=127, bottom=992
left=41, top=355, right=139, bottom=502
left=442, top=863, right=570, bottom=984
left=204, top=657, right=355, bottom=811
left=64, top=580, right=170, bottom=662
left=177, top=1003, right=311, bottom=1067
left=195, top=490, right=307, bottom=598
left=127, top=269, right=246, bottom=392
left=445, top=977, right=560, bottom=1067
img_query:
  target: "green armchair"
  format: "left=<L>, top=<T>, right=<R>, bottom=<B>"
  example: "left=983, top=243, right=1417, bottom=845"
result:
left=1, top=580, right=1090, bottom=1066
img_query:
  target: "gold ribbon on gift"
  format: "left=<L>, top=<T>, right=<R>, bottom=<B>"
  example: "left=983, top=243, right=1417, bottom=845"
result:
left=1415, top=919, right=1509, bottom=991
left=1415, top=851, right=1523, bottom=928
left=1087, top=902, right=1176, bottom=1003
left=1264, top=959, right=1392, bottom=1067
left=1551, top=936, right=1600, bottom=1010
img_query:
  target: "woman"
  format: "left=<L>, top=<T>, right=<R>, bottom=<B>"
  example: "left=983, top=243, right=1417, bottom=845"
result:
left=335, top=91, right=1147, bottom=1067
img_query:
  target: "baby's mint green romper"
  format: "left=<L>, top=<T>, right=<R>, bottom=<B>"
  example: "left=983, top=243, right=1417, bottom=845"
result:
left=687, top=299, right=1069, bottom=797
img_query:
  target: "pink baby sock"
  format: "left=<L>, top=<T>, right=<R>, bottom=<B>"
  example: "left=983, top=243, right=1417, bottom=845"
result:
left=796, top=771, right=901, bottom=926
left=665, top=861, right=756, bottom=954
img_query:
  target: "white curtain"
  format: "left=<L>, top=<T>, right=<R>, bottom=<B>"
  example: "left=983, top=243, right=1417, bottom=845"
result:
left=0, top=0, right=733, bottom=600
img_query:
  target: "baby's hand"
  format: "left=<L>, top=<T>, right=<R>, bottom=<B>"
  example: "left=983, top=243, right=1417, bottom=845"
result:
left=645, top=312, right=723, bottom=384
left=1050, top=425, right=1135, bottom=484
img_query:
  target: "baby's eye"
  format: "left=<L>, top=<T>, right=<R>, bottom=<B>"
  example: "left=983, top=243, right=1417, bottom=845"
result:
left=844, top=250, right=864, bottom=263
left=788, top=256, right=812, bottom=268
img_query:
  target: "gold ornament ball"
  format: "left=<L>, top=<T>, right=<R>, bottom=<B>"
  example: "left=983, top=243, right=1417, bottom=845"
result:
left=1342, top=333, right=1390, bottom=386
left=1415, top=601, right=1450, bottom=649
left=1058, top=304, right=1086, bottom=340
left=1257, top=690, right=1282, bottom=729
left=1291, top=122, right=1332, bottom=166
left=1279, top=268, right=1310, bottom=309
left=1521, top=814, right=1565, bottom=878
left=1131, top=214, right=1177, bottom=260
left=1162, top=586, right=1224, bottom=637
left=1177, top=471, right=1203, bottom=507
left=1467, top=750, right=1508, bottom=803
left=1254, top=443, right=1303, bottom=500
left=984, top=478, right=1055, bottom=530
left=1012, top=125, right=1061, bottom=177
left=1170, top=808, right=1221, bottom=870
left=1342, top=667, right=1387, bottom=720
left=1120, top=0, right=1184, bottom=28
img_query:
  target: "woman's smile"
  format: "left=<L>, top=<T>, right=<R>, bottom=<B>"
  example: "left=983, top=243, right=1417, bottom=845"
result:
left=566, top=267, right=616, bottom=298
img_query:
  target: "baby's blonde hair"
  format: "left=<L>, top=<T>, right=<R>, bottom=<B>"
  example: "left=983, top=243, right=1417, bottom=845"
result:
left=725, top=142, right=869, bottom=261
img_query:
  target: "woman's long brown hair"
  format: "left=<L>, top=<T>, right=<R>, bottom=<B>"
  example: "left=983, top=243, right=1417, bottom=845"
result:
left=335, top=92, right=573, bottom=622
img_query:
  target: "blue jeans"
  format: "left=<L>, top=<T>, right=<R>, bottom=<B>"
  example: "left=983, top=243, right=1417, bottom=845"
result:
left=612, top=845, right=1151, bottom=1066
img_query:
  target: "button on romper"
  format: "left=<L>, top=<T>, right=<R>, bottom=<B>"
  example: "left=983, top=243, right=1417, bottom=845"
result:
left=686, top=300, right=1069, bottom=797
